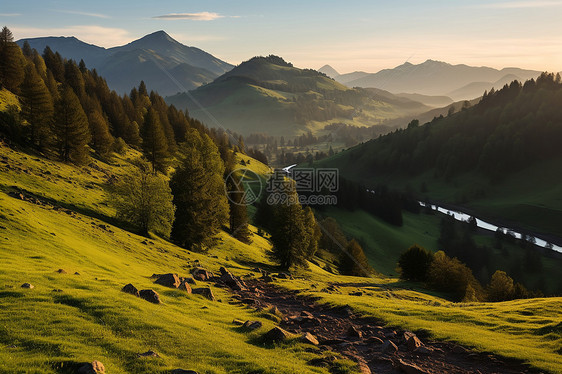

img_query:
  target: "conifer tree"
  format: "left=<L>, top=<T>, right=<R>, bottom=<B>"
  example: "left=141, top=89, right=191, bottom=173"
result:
left=53, top=85, right=91, bottom=163
left=0, top=27, right=25, bottom=92
left=20, top=63, right=54, bottom=150
left=141, top=107, right=169, bottom=174
left=226, top=169, right=252, bottom=243
left=170, top=129, right=229, bottom=250
left=339, top=239, right=372, bottom=277
left=304, top=206, right=321, bottom=257
left=88, top=110, right=113, bottom=155
left=42, top=47, right=65, bottom=82
left=21, top=40, right=32, bottom=57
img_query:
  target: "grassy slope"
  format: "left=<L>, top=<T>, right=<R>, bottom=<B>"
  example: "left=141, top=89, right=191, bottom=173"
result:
left=1, top=143, right=562, bottom=373
left=0, top=88, right=20, bottom=111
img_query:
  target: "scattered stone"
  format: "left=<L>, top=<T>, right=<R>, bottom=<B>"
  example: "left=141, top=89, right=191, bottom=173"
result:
left=347, top=325, right=363, bottom=339
left=300, top=311, right=313, bottom=318
left=366, top=337, right=384, bottom=345
left=381, top=340, right=398, bottom=354
left=178, top=281, right=192, bottom=293
left=154, top=273, right=181, bottom=288
left=301, top=332, right=319, bottom=345
left=397, top=359, right=429, bottom=374
left=219, top=267, right=247, bottom=291
left=56, top=269, right=67, bottom=274
left=414, top=346, right=433, bottom=355
left=232, top=319, right=245, bottom=326
left=74, top=272, right=80, bottom=275
left=262, top=327, right=294, bottom=343
left=139, top=289, right=161, bottom=304
left=192, top=287, right=216, bottom=301
left=137, top=350, right=160, bottom=358
left=77, top=360, right=105, bottom=374
left=192, top=267, right=214, bottom=281
left=320, top=338, right=347, bottom=346
left=406, top=335, right=423, bottom=351
left=121, top=283, right=140, bottom=297
left=21, top=283, right=34, bottom=289
left=242, top=320, right=262, bottom=331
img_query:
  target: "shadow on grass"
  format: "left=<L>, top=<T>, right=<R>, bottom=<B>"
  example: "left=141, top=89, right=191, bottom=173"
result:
left=0, top=291, right=24, bottom=298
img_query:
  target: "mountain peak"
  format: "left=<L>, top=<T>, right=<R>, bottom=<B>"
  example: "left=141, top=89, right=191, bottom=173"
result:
left=318, top=64, right=340, bottom=78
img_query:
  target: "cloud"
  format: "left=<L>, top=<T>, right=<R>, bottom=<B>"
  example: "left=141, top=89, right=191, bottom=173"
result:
left=153, top=12, right=224, bottom=21
left=11, top=25, right=132, bottom=47
left=474, top=1, right=562, bottom=9
left=57, top=10, right=110, bottom=19
left=0, top=13, right=21, bottom=17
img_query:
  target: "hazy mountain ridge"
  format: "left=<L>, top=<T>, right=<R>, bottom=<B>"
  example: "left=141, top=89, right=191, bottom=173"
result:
left=17, top=31, right=233, bottom=96
left=331, top=59, right=541, bottom=100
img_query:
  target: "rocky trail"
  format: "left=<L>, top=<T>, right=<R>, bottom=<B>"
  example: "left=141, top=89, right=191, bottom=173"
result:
left=225, top=276, right=539, bottom=374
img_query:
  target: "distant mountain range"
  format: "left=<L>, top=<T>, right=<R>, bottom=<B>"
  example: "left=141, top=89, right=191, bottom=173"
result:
left=167, top=56, right=430, bottom=136
left=17, top=31, right=233, bottom=96
left=320, top=60, right=541, bottom=101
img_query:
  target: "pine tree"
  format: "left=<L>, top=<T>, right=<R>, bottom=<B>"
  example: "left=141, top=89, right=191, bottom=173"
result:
left=53, top=85, right=91, bottom=163
left=303, top=206, right=321, bottom=258
left=170, top=129, right=229, bottom=250
left=226, top=169, right=252, bottom=243
left=0, top=27, right=25, bottom=92
left=20, top=62, right=54, bottom=150
left=141, top=107, right=169, bottom=174
left=22, top=41, right=32, bottom=57
left=88, top=110, right=113, bottom=155
left=42, top=47, right=65, bottom=83
left=339, top=239, right=372, bottom=277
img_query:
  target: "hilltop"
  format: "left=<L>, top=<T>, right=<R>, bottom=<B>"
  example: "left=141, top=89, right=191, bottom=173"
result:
left=166, top=56, right=430, bottom=136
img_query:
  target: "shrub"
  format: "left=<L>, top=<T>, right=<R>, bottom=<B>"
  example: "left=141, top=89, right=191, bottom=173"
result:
left=397, top=245, right=434, bottom=282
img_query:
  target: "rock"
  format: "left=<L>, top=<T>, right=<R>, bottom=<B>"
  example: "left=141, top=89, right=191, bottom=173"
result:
left=357, top=359, right=372, bottom=374
left=170, top=370, right=198, bottom=374
left=192, top=267, right=214, bottom=281
left=263, top=327, right=294, bottom=343
left=178, top=281, right=192, bottom=293
left=414, top=346, right=433, bottom=355
left=232, top=319, right=245, bottom=326
left=347, top=325, right=363, bottom=339
left=300, top=311, right=313, bottom=318
left=21, top=283, right=34, bottom=289
left=301, top=332, right=319, bottom=345
left=219, top=267, right=247, bottom=291
left=366, top=336, right=384, bottom=345
left=192, top=287, right=216, bottom=301
left=397, top=359, right=429, bottom=374
left=381, top=340, right=398, bottom=354
left=77, top=360, right=105, bottom=374
left=242, top=320, right=262, bottom=331
left=139, top=289, right=161, bottom=304
left=406, top=335, right=423, bottom=351
left=154, top=273, right=181, bottom=288
left=121, top=283, right=140, bottom=297
left=137, top=350, right=160, bottom=358
left=56, top=269, right=67, bottom=274
left=320, top=338, right=347, bottom=346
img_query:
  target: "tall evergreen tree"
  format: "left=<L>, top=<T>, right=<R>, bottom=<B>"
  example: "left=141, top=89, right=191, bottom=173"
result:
left=226, top=169, right=252, bottom=243
left=53, top=85, right=91, bottom=163
left=170, top=129, right=229, bottom=250
left=0, top=27, right=25, bottom=92
left=303, top=206, right=321, bottom=258
left=141, top=107, right=169, bottom=174
left=20, top=63, right=54, bottom=150
left=339, top=239, right=372, bottom=277
left=88, top=110, right=113, bottom=155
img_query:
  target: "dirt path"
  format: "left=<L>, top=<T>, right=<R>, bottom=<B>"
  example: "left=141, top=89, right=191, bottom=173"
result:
left=228, top=278, right=538, bottom=374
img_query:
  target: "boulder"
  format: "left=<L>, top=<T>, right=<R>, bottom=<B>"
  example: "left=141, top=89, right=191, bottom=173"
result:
left=139, top=289, right=161, bottom=304
left=192, top=267, right=214, bottom=281
left=178, top=281, right=192, bottom=293
left=56, top=269, right=67, bottom=274
left=21, top=283, right=34, bottom=289
left=232, top=319, right=245, bottom=326
left=406, top=335, right=423, bottom=351
left=192, top=287, right=216, bottom=301
left=77, top=360, right=105, bottom=374
left=154, top=273, right=181, bottom=288
left=219, top=267, right=247, bottom=291
left=301, top=332, right=319, bottom=345
left=121, top=283, right=140, bottom=297
left=242, top=320, right=262, bottom=331
left=347, top=325, right=363, bottom=339
left=381, top=340, right=398, bottom=354
left=262, top=327, right=294, bottom=343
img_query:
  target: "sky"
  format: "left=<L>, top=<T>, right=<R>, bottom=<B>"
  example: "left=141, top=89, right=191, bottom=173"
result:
left=1, top=0, right=562, bottom=74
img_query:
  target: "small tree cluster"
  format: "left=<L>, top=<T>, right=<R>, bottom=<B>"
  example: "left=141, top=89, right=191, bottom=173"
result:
left=397, top=245, right=434, bottom=282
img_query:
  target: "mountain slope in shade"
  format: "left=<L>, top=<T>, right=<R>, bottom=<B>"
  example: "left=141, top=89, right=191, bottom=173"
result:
left=446, top=74, right=522, bottom=101
left=395, top=93, right=454, bottom=108
left=17, top=31, right=233, bottom=96
left=335, top=71, right=370, bottom=84
left=341, top=60, right=540, bottom=99
left=318, top=64, right=340, bottom=78
left=167, top=56, right=430, bottom=137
